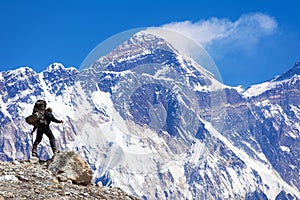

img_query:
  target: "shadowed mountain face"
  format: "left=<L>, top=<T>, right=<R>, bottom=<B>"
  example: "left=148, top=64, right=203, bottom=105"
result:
left=0, top=31, right=299, bottom=199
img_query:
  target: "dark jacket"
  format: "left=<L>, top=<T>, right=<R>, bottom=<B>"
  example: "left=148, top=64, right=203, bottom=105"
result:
left=44, top=111, right=62, bottom=125
left=31, top=111, right=62, bottom=134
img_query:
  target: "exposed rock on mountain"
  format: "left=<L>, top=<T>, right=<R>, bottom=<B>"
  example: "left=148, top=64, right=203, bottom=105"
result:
left=0, top=155, right=140, bottom=199
left=48, top=151, right=93, bottom=186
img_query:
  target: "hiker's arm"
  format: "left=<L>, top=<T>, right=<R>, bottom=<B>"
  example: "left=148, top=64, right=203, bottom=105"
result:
left=49, top=113, right=63, bottom=123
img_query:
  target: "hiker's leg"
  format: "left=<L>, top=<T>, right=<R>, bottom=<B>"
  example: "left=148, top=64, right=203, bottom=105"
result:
left=32, top=128, right=43, bottom=156
left=45, top=128, right=58, bottom=154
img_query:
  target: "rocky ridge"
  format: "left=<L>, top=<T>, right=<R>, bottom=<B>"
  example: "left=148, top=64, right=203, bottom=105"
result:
left=0, top=156, right=140, bottom=200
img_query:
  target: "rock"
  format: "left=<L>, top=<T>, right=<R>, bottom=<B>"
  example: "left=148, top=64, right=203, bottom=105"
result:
left=48, top=151, right=93, bottom=186
left=0, top=159, right=141, bottom=200
left=29, top=157, right=39, bottom=164
left=0, top=175, right=18, bottom=182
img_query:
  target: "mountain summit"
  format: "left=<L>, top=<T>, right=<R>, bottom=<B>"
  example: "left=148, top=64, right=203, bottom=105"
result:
left=243, top=62, right=300, bottom=97
left=274, top=61, right=300, bottom=81
left=0, top=30, right=299, bottom=199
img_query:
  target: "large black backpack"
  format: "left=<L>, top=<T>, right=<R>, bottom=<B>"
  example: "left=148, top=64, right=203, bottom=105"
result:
left=25, top=100, right=47, bottom=127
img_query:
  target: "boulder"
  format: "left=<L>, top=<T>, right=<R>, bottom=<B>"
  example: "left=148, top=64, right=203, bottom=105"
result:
left=48, top=151, right=93, bottom=185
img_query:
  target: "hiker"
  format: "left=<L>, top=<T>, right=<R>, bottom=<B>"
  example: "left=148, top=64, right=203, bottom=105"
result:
left=31, top=107, right=64, bottom=157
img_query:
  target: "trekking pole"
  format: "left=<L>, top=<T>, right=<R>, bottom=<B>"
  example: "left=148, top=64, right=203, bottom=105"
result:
left=30, top=128, right=35, bottom=157
left=31, top=131, right=34, bottom=155
left=32, top=132, right=34, bottom=149
left=62, top=122, right=67, bottom=150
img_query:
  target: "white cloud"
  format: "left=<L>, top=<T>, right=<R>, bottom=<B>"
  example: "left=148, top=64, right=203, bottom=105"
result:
left=160, top=13, right=278, bottom=48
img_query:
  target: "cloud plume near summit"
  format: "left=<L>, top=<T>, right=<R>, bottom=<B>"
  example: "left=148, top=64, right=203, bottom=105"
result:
left=161, top=13, right=278, bottom=48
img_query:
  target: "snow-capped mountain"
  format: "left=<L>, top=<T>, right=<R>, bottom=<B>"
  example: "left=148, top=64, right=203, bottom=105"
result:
left=0, top=30, right=299, bottom=199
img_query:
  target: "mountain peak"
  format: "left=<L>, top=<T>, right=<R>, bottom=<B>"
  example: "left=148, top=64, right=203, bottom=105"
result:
left=130, top=30, right=176, bottom=51
left=243, top=62, right=300, bottom=97
left=294, top=61, right=300, bottom=68
left=5, top=66, right=34, bottom=75
left=273, top=61, right=300, bottom=82
left=46, top=63, right=65, bottom=72
left=1, top=66, right=36, bottom=83
left=96, top=30, right=177, bottom=66
left=44, top=63, right=78, bottom=75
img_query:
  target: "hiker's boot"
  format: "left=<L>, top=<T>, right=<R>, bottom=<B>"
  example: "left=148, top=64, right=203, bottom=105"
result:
left=32, top=146, right=38, bottom=157
left=50, top=148, right=59, bottom=161
left=52, top=147, right=60, bottom=155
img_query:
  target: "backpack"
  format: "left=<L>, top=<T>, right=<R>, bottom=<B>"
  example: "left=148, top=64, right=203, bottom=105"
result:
left=25, top=100, right=47, bottom=127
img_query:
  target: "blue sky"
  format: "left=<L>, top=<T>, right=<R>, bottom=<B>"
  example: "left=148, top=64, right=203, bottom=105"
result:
left=1, top=0, right=299, bottom=88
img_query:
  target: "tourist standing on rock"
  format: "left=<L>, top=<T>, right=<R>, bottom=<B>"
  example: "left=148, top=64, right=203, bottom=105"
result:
left=30, top=107, right=64, bottom=157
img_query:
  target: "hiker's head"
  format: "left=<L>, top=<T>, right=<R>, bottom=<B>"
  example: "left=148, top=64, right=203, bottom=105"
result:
left=46, top=107, right=53, bottom=112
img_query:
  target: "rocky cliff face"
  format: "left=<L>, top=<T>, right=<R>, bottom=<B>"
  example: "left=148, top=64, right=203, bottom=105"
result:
left=242, top=63, right=300, bottom=191
left=0, top=30, right=299, bottom=199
